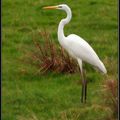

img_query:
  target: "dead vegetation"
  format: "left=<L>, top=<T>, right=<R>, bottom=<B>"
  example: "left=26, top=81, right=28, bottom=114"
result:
left=101, top=79, right=118, bottom=120
left=19, top=30, right=79, bottom=74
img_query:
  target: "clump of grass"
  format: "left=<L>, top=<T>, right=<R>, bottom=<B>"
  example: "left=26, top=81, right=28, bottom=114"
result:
left=20, top=30, right=78, bottom=74
left=101, top=79, right=118, bottom=120
left=54, top=105, right=112, bottom=120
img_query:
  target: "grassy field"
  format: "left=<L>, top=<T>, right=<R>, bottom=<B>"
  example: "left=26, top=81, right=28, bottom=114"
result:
left=2, top=0, right=118, bottom=120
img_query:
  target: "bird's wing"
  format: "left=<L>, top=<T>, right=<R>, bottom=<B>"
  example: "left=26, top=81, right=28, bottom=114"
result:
left=64, top=34, right=106, bottom=73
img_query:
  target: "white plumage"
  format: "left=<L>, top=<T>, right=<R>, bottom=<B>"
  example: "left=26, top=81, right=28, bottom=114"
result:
left=43, top=4, right=107, bottom=103
left=63, top=34, right=107, bottom=74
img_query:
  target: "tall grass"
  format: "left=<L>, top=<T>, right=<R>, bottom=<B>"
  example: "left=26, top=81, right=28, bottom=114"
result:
left=19, top=30, right=78, bottom=74
left=101, top=79, right=118, bottom=120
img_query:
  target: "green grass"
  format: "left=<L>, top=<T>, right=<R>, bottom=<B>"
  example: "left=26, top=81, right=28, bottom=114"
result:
left=2, top=0, right=118, bottom=120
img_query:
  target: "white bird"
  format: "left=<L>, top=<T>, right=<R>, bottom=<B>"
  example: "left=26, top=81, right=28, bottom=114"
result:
left=43, top=4, right=107, bottom=103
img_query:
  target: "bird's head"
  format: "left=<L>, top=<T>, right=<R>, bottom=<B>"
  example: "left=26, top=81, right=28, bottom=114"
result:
left=43, top=4, right=69, bottom=11
left=43, top=4, right=72, bottom=23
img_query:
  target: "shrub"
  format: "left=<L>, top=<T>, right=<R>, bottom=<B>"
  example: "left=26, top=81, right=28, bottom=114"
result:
left=20, top=30, right=79, bottom=74
left=101, top=79, right=118, bottom=120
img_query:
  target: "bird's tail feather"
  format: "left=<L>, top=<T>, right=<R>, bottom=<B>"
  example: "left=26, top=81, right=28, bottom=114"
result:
left=98, top=61, right=107, bottom=74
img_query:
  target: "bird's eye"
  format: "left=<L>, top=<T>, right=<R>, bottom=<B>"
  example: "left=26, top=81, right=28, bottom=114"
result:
left=58, top=6, right=62, bottom=8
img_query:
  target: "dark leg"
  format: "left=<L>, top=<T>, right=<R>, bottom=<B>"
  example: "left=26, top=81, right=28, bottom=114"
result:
left=80, top=69, right=87, bottom=103
left=80, top=69, right=85, bottom=103
left=83, top=70, right=87, bottom=103
left=81, top=80, right=84, bottom=103
left=84, top=79, right=87, bottom=103
left=78, top=59, right=87, bottom=104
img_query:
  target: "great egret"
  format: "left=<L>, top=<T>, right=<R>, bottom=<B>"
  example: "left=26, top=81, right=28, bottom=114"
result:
left=43, top=4, right=107, bottom=103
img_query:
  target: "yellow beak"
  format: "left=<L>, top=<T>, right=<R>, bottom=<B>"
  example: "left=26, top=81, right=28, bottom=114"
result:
left=43, top=6, right=58, bottom=10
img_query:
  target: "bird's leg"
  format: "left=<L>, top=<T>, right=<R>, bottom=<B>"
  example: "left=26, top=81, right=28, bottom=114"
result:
left=83, top=70, right=87, bottom=103
left=79, top=67, right=83, bottom=103
left=78, top=59, right=86, bottom=103
left=80, top=69, right=87, bottom=103
left=81, top=79, right=84, bottom=103
left=80, top=69, right=85, bottom=103
left=84, top=71, right=87, bottom=103
left=84, top=81, right=87, bottom=103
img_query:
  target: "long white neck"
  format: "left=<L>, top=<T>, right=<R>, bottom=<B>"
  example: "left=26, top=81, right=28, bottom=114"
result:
left=57, top=6, right=72, bottom=45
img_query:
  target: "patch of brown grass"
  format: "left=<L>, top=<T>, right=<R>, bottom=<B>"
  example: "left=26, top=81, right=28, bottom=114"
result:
left=101, top=79, right=118, bottom=120
left=20, top=30, right=78, bottom=74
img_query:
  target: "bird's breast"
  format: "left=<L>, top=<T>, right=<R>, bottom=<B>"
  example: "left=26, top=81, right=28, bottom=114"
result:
left=66, top=48, right=77, bottom=59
